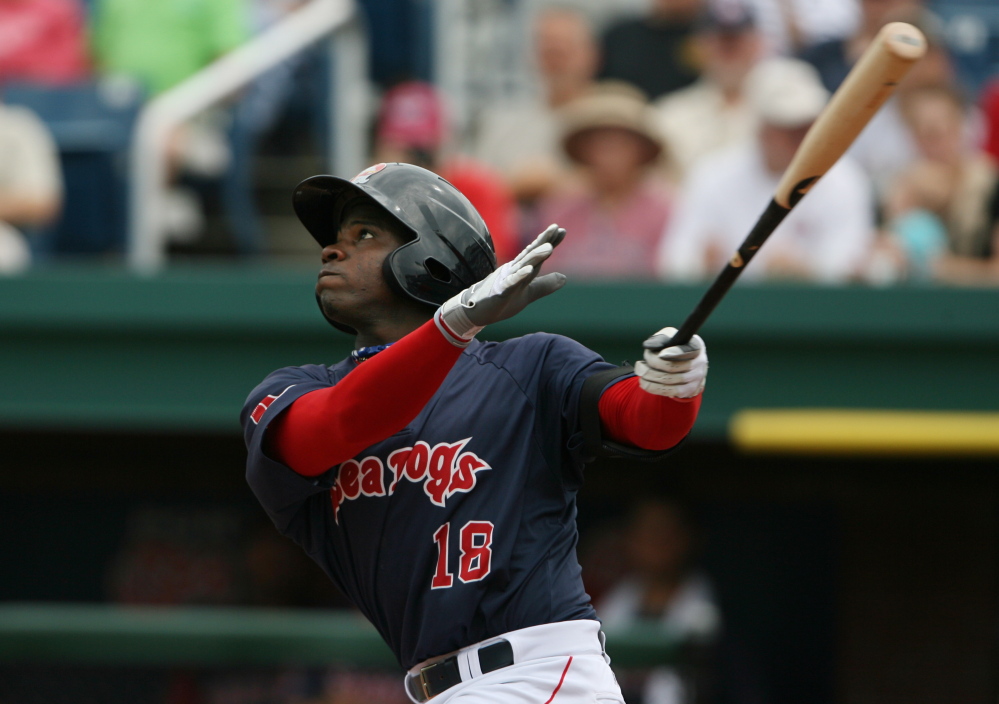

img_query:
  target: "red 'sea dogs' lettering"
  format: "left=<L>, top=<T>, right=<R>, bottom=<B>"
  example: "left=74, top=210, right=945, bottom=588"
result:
left=331, top=457, right=387, bottom=521
left=330, top=438, right=490, bottom=522
left=249, top=385, right=296, bottom=424
left=388, top=438, right=491, bottom=505
left=359, top=457, right=386, bottom=496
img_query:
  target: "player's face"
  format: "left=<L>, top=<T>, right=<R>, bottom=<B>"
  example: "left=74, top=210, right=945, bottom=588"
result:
left=316, top=201, right=411, bottom=332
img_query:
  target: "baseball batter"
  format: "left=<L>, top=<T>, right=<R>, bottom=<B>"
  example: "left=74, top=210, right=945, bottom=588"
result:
left=242, top=162, right=708, bottom=703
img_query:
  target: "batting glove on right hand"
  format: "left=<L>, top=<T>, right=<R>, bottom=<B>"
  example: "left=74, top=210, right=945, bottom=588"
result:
left=634, top=327, right=708, bottom=398
left=436, top=224, right=567, bottom=344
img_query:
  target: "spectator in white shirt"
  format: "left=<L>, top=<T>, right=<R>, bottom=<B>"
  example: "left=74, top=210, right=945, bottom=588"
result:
left=657, top=57, right=874, bottom=283
left=0, top=99, right=62, bottom=272
left=654, top=0, right=765, bottom=180
left=748, top=0, right=859, bottom=56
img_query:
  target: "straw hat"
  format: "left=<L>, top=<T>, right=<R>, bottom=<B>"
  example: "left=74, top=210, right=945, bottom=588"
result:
left=744, top=57, right=829, bottom=128
left=559, top=82, right=665, bottom=165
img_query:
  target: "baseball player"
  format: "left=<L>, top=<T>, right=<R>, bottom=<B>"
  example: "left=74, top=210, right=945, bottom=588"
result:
left=242, top=162, right=708, bottom=703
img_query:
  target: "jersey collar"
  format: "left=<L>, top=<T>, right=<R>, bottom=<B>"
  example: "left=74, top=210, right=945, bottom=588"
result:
left=351, top=342, right=395, bottom=364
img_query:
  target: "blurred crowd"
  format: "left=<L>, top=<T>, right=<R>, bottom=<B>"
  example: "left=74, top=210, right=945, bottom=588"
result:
left=0, top=0, right=252, bottom=268
left=464, top=0, right=999, bottom=286
left=0, top=0, right=997, bottom=285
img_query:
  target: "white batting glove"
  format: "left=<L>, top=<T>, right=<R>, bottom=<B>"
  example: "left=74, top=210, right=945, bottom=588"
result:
left=436, top=224, right=567, bottom=344
left=634, top=327, right=708, bottom=398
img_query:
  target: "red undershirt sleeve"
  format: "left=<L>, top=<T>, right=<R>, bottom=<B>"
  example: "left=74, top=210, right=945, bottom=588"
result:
left=269, top=319, right=465, bottom=476
left=598, top=376, right=702, bottom=451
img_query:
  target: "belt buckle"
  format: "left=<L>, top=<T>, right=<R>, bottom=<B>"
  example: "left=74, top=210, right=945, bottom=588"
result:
left=418, top=663, right=435, bottom=701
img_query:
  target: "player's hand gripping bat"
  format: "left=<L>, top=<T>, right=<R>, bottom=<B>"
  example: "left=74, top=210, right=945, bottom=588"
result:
left=645, top=21, right=927, bottom=353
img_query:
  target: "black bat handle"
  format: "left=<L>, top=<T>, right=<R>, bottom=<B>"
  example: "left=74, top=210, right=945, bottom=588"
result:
left=644, top=199, right=792, bottom=352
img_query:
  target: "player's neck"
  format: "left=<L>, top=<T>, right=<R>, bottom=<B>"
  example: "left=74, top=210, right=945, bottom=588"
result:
left=352, top=309, right=431, bottom=349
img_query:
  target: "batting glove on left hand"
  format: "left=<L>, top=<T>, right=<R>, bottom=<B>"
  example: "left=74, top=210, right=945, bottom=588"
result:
left=436, top=224, right=567, bottom=343
left=634, top=327, right=708, bottom=398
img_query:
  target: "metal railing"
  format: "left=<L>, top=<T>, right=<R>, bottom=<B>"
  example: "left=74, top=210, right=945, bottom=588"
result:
left=127, top=0, right=368, bottom=273
left=433, top=0, right=533, bottom=142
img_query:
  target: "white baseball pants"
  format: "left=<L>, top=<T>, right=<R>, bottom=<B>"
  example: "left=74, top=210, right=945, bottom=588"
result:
left=404, top=619, right=624, bottom=704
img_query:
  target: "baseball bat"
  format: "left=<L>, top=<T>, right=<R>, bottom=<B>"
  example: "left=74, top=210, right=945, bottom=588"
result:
left=645, top=21, right=926, bottom=352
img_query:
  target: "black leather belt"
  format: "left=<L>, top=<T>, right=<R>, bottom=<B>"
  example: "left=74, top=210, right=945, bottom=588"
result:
left=406, top=639, right=514, bottom=702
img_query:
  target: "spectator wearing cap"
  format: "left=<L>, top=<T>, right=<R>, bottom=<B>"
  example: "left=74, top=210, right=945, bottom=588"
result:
left=598, top=0, right=704, bottom=102
left=657, top=57, right=874, bottom=283
left=653, top=1, right=765, bottom=180
left=535, top=82, right=672, bottom=280
left=373, top=81, right=519, bottom=263
left=472, top=6, right=599, bottom=205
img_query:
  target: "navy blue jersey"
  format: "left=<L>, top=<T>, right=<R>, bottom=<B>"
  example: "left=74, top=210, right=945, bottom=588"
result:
left=242, top=333, right=619, bottom=670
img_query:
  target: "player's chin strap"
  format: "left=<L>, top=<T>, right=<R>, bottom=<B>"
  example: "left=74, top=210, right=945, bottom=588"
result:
left=579, top=366, right=687, bottom=462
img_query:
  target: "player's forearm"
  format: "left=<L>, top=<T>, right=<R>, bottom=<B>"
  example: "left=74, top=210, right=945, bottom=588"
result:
left=598, top=376, right=702, bottom=451
left=270, top=319, right=465, bottom=476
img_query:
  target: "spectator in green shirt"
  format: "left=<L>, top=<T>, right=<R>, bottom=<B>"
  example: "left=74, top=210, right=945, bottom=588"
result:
left=91, top=0, right=251, bottom=247
left=91, top=0, right=249, bottom=95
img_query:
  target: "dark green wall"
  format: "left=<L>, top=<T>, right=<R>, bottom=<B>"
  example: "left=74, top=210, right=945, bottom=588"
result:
left=2, top=265, right=997, bottom=437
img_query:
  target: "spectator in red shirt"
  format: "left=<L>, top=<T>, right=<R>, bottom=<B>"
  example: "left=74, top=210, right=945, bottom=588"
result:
left=982, top=78, right=999, bottom=165
left=372, top=80, right=519, bottom=262
left=0, top=0, right=90, bottom=86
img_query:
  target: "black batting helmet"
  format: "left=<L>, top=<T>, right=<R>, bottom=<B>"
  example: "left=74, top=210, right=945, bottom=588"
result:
left=293, top=163, right=497, bottom=322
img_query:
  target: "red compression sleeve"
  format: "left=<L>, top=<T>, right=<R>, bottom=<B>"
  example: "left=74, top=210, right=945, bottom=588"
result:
left=598, top=376, right=702, bottom=451
left=270, top=319, right=465, bottom=476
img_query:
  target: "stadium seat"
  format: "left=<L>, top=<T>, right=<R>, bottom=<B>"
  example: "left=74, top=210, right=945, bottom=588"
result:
left=3, top=80, right=144, bottom=256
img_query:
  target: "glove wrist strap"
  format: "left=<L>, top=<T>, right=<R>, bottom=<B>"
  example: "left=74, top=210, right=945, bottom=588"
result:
left=435, top=301, right=482, bottom=347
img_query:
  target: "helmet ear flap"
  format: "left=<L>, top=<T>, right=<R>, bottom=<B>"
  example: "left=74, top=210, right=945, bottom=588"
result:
left=382, top=250, right=408, bottom=303
left=382, top=249, right=439, bottom=313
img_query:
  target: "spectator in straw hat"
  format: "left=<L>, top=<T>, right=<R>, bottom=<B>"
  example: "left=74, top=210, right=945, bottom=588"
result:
left=658, top=57, right=874, bottom=283
left=535, top=82, right=673, bottom=280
